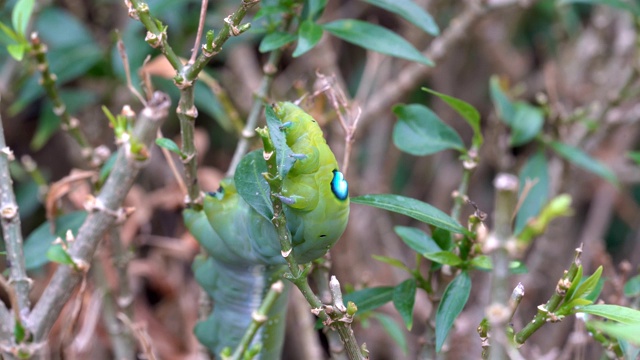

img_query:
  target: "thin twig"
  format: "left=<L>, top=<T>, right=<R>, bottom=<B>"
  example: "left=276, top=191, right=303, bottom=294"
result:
left=229, top=281, right=285, bottom=359
left=317, top=72, right=360, bottom=176
left=0, top=273, right=21, bottom=326
left=157, top=129, right=188, bottom=196
left=117, top=313, right=158, bottom=360
left=117, top=35, right=147, bottom=106
left=514, top=245, right=583, bottom=344
left=189, top=0, right=209, bottom=65
left=27, top=92, right=171, bottom=342
left=29, top=33, right=94, bottom=162
left=0, top=103, right=31, bottom=319
left=226, top=49, right=285, bottom=177
left=359, top=0, right=521, bottom=125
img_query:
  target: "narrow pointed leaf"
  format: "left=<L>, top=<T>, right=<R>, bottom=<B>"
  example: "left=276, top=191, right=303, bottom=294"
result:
left=549, top=141, right=617, bottom=185
left=392, top=104, right=465, bottom=155
left=344, top=286, right=394, bottom=313
left=571, top=266, right=602, bottom=300
left=393, top=279, right=417, bottom=330
left=259, top=31, right=296, bottom=53
left=323, top=19, right=433, bottom=66
left=352, top=194, right=467, bottom=234
left=577, top=304, right=640, bottom=324
left=372, top=313, right=409, bottom=355
left=422, top=87, right=482, bottom=147
left=155, top=138, right=182, bottom=156
left=293, top=20, right=323, bottom=57
left=510, top=102, right=544, bottom=146
left=362, top=0, right=439, bottom=35
left=436, top=271, right=471, bottom=352
left=423, top=251, right=462, bottom=266
left=265, top=105, right=296, bottom=178
left=588, top=321, right=640, bottom=345
left=394, top=226, right=441, bottom=254
left=234, top=150, right=273, bottom=221
left=515, top=150, right=549, bottom=235
left=372, top=255, right=411, bottom=273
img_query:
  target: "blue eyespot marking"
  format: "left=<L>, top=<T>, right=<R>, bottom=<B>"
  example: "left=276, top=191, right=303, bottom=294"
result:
left=330, top=170, right=349, bottom=201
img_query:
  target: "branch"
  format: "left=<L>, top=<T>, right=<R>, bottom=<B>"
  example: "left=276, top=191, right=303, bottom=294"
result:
left=226, top=37, right=288, bottom=176
left=27, top=92, right=171, bottom=342
left=29, top=33, right=95, bottom=164
left=0, top=104, right=31, bottom=319
left=514, top=245, right=583, bottom=344
left=485, top=173, right=518, bottom=360
left=229, top=281, right=285, bottom=359
left=359, top=0, right=520, bottom=124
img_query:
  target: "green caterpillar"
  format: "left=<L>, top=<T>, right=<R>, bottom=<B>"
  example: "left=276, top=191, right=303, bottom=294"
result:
left=184, top=102, right=350, bottom=358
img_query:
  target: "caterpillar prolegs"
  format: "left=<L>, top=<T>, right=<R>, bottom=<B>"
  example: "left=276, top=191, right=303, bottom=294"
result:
left=184, top=102, right=350, bottom=357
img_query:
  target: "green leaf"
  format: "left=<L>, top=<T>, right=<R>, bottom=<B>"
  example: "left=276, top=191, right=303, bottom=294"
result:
left=394, top=226, right=441, bottom=254
left=588, top=321, right=640, bottom=345
left=322, top=19, right=433, bottom=66
left=344, top=286, right=394, bottom=313
left=293, top=20, right=323, bottom=57
left=469, top=256, right=529, bottom=274
left=259, top=31, right=296, bottom=53
left=155, top=138, right=182, bottom=157
left=392, top=104, right=465, bottom=156
left=549, top=141, right=617, bottom=185
left=571, top=266, right=603, bottom=301
left=489, top=76, right=516, bottom=125
left=470, top=255, right=492, bottom=270
left=234, top=150, right=273, bottom=221
left=12, top=0, right=35, bottom=36
left=0, top=21, right=19, bottom=42
left=14, top=321, right=26, bottom=343
left=98, top=153, right=118, bottom=187
left=372, top=313, right=409, bottom=355
left=194, top=81, right=234, bottom=133
left=510, top=102, right=544, bottom=146
left=624, top=274, right=640, bottom=297
left=362, top=0, right=439, bottom=36
left=628, top=151, right=640, bottom=166
left=352, top=194, right=467, bottom=234
left=7, top=43, right=25, bottom=61
left=23, top=211, right=87, bottom=270
left=265, top=105, right=296, bottom=178
left=372, top=255, right=411, bottom=273
left=303, top=0, right=328, bottom=20
left=577, top=304, right=640, bottom=324
left=515, top=150, right=549, bottom=235
left=422, top=87, right=482, bottom=147
left=565, top=265, right=583, bottom=302
left=423, top=251, right=462, bottom=266
left=559, top=0, right=640, bottom=17
left=436, top=271, right=471, bottom=352
left=46, top=245, right=75, bottom=266
left=559, top=298, right=594, bottom=314
left=432, top=228, right=452, bottom=250
left=393, top=279, right=417, bottom=330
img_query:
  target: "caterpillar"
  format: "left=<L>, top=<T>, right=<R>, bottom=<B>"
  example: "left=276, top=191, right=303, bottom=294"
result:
left=184, top=102, right=350, bottom=358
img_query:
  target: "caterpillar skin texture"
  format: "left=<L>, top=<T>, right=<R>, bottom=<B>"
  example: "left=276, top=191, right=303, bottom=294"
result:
left=184, top=102, right=349, bottom=358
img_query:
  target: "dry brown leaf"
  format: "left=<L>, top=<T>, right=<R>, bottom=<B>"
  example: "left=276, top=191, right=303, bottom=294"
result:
left=46, top=169, right=97, bottom=229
